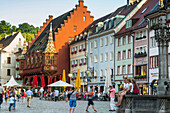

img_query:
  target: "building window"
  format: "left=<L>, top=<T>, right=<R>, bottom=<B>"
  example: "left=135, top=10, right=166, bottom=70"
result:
left=136, top=65, right=147, bottom=77
left=122, top=65, right=126, bottom=74
left=21, top=62, right=24, bottom=69
left=123, top=37, right=126, bottom=45
left=94, top=40, right=98, bottom=48
left=110, top=51, right=113, bottom=60
left=110, top=36, right=114, bottom=44
left=105, top=52, right=108, bottom=61
left=105, top=37, right=109, bottom=46
left=7, top=69, right=10, bottom=76
left=94, top=70, right=97, bottom=77
left=83, top=16, right=86, bottom=21
left=90, top=42, right=93, bottom=53
left=19, top=38, right=21, bottom=41
left=128, top=35, right=131, bottom=44
left=126, top=20, right=132, bottom=28
left=128, top=49, right=131, bottom=59
left=7, top=57, right=11, bottom=64
left=110, top=52, right=113, bottom=61
left=123, top=50, right=126, bottom=60
left=90, top=56, right=93, bottom=67
left=117, top=66, right=120, bottom=75
left=94, top=55, right=98, bottom=63
left=100, top=69, right=103, bottom=77
left=100, top=38, right=104, bottom=47
left=118, top=37, right=121, bottom=46
left=100, top=53, right=103, bottom=62
left=117, top=51, right=121, bottom=61
left=74, top=26, right=77, bottom=32
left=105, top=69, right=107, bottom=76
left=128, top=65, right=131, bottom=74
left=150, top=56, right=159, bottom=68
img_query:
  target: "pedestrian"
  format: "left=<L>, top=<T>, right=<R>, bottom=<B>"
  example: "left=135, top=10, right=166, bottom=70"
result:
left=34, top=88, right=38, bottom=97
left=68, top=87, right=77, bottom=113
left=21, top=89, right=25, bottom=103
left=39, top=87, right=44, bottom=100
left=0, top=83, right=4, bottom=108
left=9, top=88, right=16, bottom=110
left=9, top=94, right=15, bottom=111
left=109, top=85, right=116, bottom=111
left=54, top=89, right=59, bottom=102
left=4, top=88, right=8, bottom=103
left=16, top=89, right=20, bottom=102
left=86, top=86, right=97, bottom=113
left=132, top=79, right=139, bottom=95
left=25, top=87, right=33, bottom=108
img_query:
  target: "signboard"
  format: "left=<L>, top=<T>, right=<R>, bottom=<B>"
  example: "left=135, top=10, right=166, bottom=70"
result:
left=151, top=73, right=159, bottom=77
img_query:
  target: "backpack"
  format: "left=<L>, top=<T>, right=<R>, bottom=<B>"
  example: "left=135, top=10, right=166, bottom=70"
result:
left=67, top=91, right=74, bottom=100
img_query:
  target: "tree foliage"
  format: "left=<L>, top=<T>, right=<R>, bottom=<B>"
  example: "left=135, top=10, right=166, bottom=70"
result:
left=0, top=20, right=40, bottom=42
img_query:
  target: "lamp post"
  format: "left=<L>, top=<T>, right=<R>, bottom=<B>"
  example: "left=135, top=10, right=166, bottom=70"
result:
left=154, top=1, right=170, bottom=95
left=68, top=73, right=73, bottom=85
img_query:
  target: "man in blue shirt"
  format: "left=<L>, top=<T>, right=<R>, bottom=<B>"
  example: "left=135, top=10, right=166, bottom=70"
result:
left=25, top=87, right=33, bottom=108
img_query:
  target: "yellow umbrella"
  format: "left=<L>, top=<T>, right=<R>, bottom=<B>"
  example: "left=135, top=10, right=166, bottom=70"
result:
left=62, top=69, right=66, bottom=91
left=75, top=69, right=81, bottom=91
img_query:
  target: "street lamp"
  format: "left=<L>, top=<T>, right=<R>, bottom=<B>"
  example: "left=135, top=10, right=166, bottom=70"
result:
left=68, top=73, right=73, bottom=85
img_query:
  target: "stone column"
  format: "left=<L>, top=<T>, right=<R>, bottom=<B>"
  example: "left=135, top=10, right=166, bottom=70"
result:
left=156, top=14, right=170, bottom=95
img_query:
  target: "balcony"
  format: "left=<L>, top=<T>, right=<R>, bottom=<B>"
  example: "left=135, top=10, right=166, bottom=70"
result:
left=134, top=52, right=147, bottom=58
left=134, top=75, right=147, bottom=80
left=135, top=36, right=146, bottom=40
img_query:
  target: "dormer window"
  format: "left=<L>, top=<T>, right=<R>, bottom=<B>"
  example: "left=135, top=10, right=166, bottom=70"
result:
left=104, top=23, right=107, bottom=30
left=109, top=21, right=112, bottom=28
left=126, top=20, right=132, bottom=28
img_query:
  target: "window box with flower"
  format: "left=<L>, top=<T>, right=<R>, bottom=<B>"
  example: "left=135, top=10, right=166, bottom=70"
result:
left=79, top=63, right=82, bottom=66
left=83, top=48, right=86, bottom=51
left=79, top=49, right=82, bottom=52
left=74, top=64, right=77, bottom=67
left=83, top=62, right=86, bottom=65
left=135, top=52, right=147, bottom=58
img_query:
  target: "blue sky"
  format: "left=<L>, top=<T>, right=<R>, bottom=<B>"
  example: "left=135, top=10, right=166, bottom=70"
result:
left=0, top=0, right=126, bottom=27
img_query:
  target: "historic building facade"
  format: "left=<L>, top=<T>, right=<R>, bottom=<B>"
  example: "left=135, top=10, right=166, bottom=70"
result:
left=20, top=0, right=94, bottom=86
left=87, top=0, right=148, bottom=92
left=0, top=32, right=25, bottom=84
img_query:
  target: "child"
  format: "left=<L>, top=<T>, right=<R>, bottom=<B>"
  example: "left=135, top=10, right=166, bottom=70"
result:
left=9, top=95, right=15, bottom=111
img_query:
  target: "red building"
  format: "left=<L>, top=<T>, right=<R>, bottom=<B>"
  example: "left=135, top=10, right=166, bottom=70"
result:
left=19, top=0, right=94, bottom=86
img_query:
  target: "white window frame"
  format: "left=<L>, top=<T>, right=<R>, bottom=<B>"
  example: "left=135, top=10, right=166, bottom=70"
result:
left=105, top=52, right=108, bottom=61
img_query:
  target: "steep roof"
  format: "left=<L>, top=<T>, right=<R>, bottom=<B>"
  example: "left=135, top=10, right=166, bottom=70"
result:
left=115, top=0, right=159, bottom=36
left=90, top=2, right=139, bottom=36
left=70, top=12, right=112, bottom=45
left=27, top=10, right=73, bottom=53
left=0, top=32, right=19, bottom=48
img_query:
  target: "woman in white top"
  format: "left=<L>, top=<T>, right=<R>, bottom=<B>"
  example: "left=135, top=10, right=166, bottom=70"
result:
left=116, top=79, right=133, bottom=106
left=127, top=79, right=133, bottom=94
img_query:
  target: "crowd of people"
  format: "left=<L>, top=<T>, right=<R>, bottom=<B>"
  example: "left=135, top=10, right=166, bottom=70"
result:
left=0, top=77, right=139, bottom=113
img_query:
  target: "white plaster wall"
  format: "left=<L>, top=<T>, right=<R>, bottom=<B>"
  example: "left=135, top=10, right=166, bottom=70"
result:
left=0, top=32, right=25, bottom=84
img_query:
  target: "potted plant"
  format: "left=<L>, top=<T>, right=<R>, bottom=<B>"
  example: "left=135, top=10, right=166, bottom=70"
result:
left=71, top=51, right=74, bottom=54
left=74, top=64, right=77, bottom=67
left=83, top=62, right=86, bottom=65
left=79, top=63, right=82, bottom=66
left=83, top=48, right=86, bottom=51
left=79, top=49, right=82, bottom=52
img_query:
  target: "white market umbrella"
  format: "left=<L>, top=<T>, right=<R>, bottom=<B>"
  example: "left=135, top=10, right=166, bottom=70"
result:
left=48, top=80, right=73, bottom=87
left=105, top=65, right=112, bottom=93
left=3, top=76, right=22, bottom=87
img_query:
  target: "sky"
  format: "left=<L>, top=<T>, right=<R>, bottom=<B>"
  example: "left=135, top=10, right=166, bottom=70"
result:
left=0, top=0, right=126, bottom=27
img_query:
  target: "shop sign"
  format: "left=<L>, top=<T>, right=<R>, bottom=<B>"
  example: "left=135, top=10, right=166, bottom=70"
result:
left=151, top=73, right=159, bottom=77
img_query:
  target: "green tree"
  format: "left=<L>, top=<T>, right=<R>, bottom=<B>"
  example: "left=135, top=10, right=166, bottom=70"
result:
left=0, top=20, right=11, bottom=34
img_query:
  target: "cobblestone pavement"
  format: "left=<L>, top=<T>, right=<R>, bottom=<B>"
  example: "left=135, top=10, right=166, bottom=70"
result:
left=0, top=98, right=117, bottom=113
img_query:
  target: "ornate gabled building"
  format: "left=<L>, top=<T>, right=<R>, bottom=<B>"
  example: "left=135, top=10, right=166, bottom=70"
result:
left=20, top=0, right=94, bottom=86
